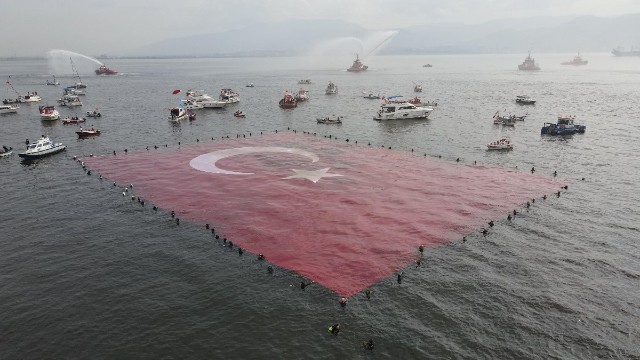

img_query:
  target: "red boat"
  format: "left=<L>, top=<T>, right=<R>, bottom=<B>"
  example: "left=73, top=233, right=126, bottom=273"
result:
left=76, top=128, right=101, bottom=138
left=95, top=64, right=118, bottom=75
left=278, top=91, right=297, bottom=109
left=347, top=54, right=368, bottom=72
left=63, top=116, right=86, bottom=124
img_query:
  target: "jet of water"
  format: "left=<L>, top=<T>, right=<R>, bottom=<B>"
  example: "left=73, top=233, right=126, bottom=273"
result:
left=47, top=49, right=104, bottom=75
left=303, top=31, right=398, bottom=69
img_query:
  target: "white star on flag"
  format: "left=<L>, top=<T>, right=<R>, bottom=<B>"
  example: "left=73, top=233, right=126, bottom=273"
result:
left=283, top=167, right=343, bottom=183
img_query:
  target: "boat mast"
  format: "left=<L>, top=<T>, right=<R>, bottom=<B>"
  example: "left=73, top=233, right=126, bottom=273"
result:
left=70, top=57, right=83, bottom=84
left=6, top=76, right=20, bottom=97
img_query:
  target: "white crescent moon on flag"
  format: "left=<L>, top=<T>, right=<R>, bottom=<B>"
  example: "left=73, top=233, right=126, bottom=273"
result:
left=189, top=147, right=320, bottom=175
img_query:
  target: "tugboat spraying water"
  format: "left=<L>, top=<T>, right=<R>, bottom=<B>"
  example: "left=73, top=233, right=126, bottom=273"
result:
left=95, top=64, right=118, bottom=75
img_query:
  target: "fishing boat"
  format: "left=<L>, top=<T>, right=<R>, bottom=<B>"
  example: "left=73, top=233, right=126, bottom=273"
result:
left=295, top=89, right=310, bottom=102
left=0, top=104, right=19, bottom=114
left=414, top=83, right=423, bottom=92
left=278, top=91, right=297, bottom=109
left=39, top=105, right=60, bottom=121
left=541, top=115, right=586, bottom=135
left=95, top=64, right=118, bottom=75
left=62, top=116, right=86, bottom=124
left=86, top=110, right=102, bottom=117
left=317, top=115, right=343, bottom=124
left=46, top=76, right=59, bottom=85
left=19, top=136, right=66, bottom=159
left=76, top=128, right=101, bottom=138
left=0, top=146, right=13, bottom=157
left=487, top=137, right=513, bottom=150
left=561, top=54, right=588, bottom=66
left=515, top=95, right=536, bottom=105
left=168, top=107, right=187, bottom=122
left=325, top=82, right=338, bottom=95
left=347, top=54, right=368, bottom=72
left=374, top=102, right=433, bottom=120
left=518, top=52, right=541, bottom=71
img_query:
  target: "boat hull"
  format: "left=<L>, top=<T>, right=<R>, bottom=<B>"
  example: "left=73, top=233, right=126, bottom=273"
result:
left=76, top=131, right=101, bottom=138
left=374, top=110, right=432, bottom=120
left=0, top=149, right=13, bottom=157
left=18, top=145, right=66, bottom=159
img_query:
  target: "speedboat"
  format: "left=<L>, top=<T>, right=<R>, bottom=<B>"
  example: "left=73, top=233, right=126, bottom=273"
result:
left=39, top=105, right=60, bottom=121
left=21, top=93, right=42, bottom=103
left=298, top=79, right=311, bottom=84
left=185, top=90, right=226, bottom=108
left=0, top=104, right=19, bottom=114
left=3, top=98, right=21, bottom=105
left=325, top=82, right=338, bottom=94
left=76, top=127, right=101, bottom=138
left=0, top=146, right=13, bottom=157
left=95, top=64, right=118, bottom=75
left=58, top=94, right=82, bottom=107
left=414, top=83, right=423, bottom=92
left=374, top=102, right=433, bottom=120
left=234, top=110, right=246, bottom=118
left=347, top=54, right=368, bottom=72
left=541, top=115, right=586, bottom=135
left=408, top=97, right=437, bottom=107
left=62, top=116, right=86, bottom=124
left=363, top=91, right=380, bottom=99
left=515, top=95, right=536, bottom=105
left=19, top=136, right=66, bottom=159
left=219, top=89, right=240, bottom=104
left=86, top=110, right=101, bottom=117
left=279, top=91, right=297, bottom=109
left=317, top=115, right=343, bottom=124
left=487, top=137, right=513, bottom=150
left=518, top=52, right=541, bottom=71
left=168, top=107, right=187, bottom=122
left=493, top=112, right=526, bottom=125
left=245, top=83, right=254, bottom=88
left=295, top=89, right=310, bottom=102
left=423, top=64, right=433, bottom=68
left=46, top=76, right=59, bottom=85
left=561, top=54, right=588, bottom=66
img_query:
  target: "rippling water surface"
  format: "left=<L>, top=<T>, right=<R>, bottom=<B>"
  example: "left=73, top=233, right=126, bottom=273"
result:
left=1, top=54, right=639, bottom=359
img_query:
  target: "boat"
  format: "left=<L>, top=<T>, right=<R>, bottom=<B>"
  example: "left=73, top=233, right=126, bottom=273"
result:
left=21, top=93, right=42, bottom=103
left=414, top=83, right=423, bottom=92
left=64, top=86, right=85, bottom=96
left=70, top=58, right=87, bottom=88
left=374, top=102, right=433, bottom=120
left=408, top=96, right=438, bottom=107
left=515, top=95, right=536, bottom=105
left=423, top=64, right=433, bottom=68
left=493, top=111, right=527, bottom=125
left=168, top=107, right=188, bottom=122
left=245, top=83, right=254, bottom=88
left=39, top=105, right=60, bottom=121
left=95, top=64, right=118, bottom=75
left=278, top=91, right=297, bottom=109
left=219, top=89, right=240, bottom=104
left=234, top=110, right=246, bottom=118
left=187, top=110, right=196, bottom=120
left=58, top=94, right=82, bottom=107
left=295, top=89, right=310, bottom=102
left=347, top=54, right=368, bottom=72
left=62, top=116, right=86, bottom=124
left=76, top=127, right=101, bottom=138
left=363, top=91, right=381, bottom=99
left=325, top=82, right=338, bottom=95
left=487, top=137, right=513, bottom=150
left=541, top=115, right=586, bottom=135
left=185, top=90, right=226, bottom=108
left=317, top=115, right=343, bottom=124
left=0, top=146, right=13, bottom=157
left=518, top=52, right=541, bottom=71
left=611, top=46, right=640, bottom=57
left=181, top=99, right=204, bottom=110
left=4, top=80, right=41, bottom=103
left=18, top=136, right=66, bottom=159
left=86, top=110, right=101, bottom=117
left=561, top=54, right=588, bottom=66
left=46, top=76, right=59, bottom=85
left=0, top=104, right=19, bottom=114
left=298, top=79, right=311, bottom=84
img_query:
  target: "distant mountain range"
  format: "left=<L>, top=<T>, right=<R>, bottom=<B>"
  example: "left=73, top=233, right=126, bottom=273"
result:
left=126, top=13, right=640, bottom=57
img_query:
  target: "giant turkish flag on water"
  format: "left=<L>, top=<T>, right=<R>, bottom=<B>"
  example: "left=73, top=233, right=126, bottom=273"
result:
left=82, top=133, right=562, bottom=297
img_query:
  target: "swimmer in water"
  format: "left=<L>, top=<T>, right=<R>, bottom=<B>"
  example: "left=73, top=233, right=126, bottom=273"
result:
left=363, top=339, right=374, bottom=351
left=339, top=297, right=347, bottom=307
left=328, top=323, right=340, bottom=336
left=531, top=167, right=535, bottom=173
left=267, top=265, right=274, bottom=274
left=365, top=289, right=371, bottom=299
left=507, top=214, right=512, bottom=221
left=397, top=272, right=403, bottom=284
left=488, top=220, right=494, bottom=227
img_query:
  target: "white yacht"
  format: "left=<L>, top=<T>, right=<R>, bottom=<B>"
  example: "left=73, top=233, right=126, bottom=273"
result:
left=186, top=90, right=226, bottom=108
left=219, top=88, right=240, bottom=104
left=168, top=107, right=187, bottom=122
left=181, top=99, right=204, bottom=110
left=373, top=102, right=433, bottom=120
left=0, top=104, right=19, bottom=114
left=325, top=82, right=338, bottom=94
left=58, top=94, right=82, bottom=107
left=39, top=105, right=60, bottom=121
left=19, top=136, right=66, bottom=159
left=21, top=93, right=42, bottom=103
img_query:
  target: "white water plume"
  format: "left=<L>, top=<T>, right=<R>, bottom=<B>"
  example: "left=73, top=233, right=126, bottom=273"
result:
left=47, top=49, right=103, bottom=75
left=304, top=30, right=398, bottom=69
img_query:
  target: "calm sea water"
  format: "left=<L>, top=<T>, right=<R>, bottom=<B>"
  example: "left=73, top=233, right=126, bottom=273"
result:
left=1, top=54, right=639, bottom=359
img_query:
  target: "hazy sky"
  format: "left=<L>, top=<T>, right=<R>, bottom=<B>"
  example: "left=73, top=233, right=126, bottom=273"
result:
left=2, top=0, right=639, bottom=57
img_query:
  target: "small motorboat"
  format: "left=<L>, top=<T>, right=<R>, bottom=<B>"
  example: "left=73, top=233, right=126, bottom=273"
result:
left=423, top=64, right=433, bottom=68
left=234, top=111, right=246, bottom=118
left=414, top=83, right=423, bottom=92
left=298, top=79, right=311, bottom=84
left=19, top=136, right=66, bottom=159
left=86, top=110, right=101, bottom=117
left=39, top=105, right=60, bottom=121
left=168, top=107, right=187, bottom=122
left=20, top=93, right=42, bottom=103
left=76, top=127, right=101, bottom=138
left=325, top=82, right=338, bottom=95
left=279, top=91, right=297, bottom=109
left=317, top=115, right=343, bottom=124
left=58, top=94, right=82, bottom=107
left=219, top=88, right=240, bottom=104
left=0, top=104, right=19, bottom=114
left=487, top=137, right=513, bottom=150
left=363, top=91, right=380, bottom=99
left=295, top=89, right=310, bottom=102
left=0, top=146, right=13, bottom=157
left=95, top=64, right=118, bottom=75
left=46, top=76, right=59, bottom=85
left=245, top=83, right=254, bottom=87
left=62, top=116, right=86, bottom=124
left=64, top=86, right=85, bottom=96
left=515, top=95, right=536, bottom=105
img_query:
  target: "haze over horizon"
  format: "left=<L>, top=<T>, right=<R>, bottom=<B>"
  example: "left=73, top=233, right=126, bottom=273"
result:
left=3, top=0, right=640, bottom=57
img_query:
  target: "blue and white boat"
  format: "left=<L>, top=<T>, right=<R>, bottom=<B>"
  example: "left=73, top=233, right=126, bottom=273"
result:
left=541, top=115, right=586, bottom=135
